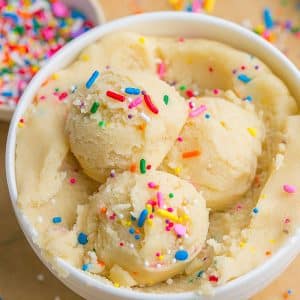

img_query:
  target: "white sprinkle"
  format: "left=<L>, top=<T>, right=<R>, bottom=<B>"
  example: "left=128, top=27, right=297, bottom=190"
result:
left=140, top=112, right=151, bottom=123
left=166, top=278, right=173, bottom=285
left=144, top=261, right=149, bottom=267
left=37, top=216, right=43, bottom=223
left=167, top=249, right=171, bottom=255
left=172, top=258, right=177, bottom=264
left=129, top=243, right=135, bottom=249
left=36, top=273, right=45, bottom=281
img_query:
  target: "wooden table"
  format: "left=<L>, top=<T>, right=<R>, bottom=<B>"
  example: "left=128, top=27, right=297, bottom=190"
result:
left=0, top=1, right=299, bottom=299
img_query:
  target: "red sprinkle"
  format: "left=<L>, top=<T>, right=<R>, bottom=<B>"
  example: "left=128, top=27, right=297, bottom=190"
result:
left=69, top=178, right=76, bottom=184
left=58, top=91, right=68, bottom=101
left=143, top=93, right=159, bottom=114
left=186, top=89, right=194, bottom=98
left=119, top=242, right=124, bottom=247
left=146, top=164, right=152, bottom=170
left=106, top=90, right=125, bottom=102
left=209, top=275, right=219, bottom=282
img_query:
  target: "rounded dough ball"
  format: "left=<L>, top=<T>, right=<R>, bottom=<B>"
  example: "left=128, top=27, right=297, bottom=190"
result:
left=66, top=70, right=188, bottom=183
left=85, top=170, right=209, bottom=286
left=162, top=97, right=265, bottom=211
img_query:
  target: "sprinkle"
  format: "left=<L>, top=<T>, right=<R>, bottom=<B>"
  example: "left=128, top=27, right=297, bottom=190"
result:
left=128, top=96, right=142, bottom=109
left=177, top=136, right=183, bottom=142
left=157, top=61, right=166, bottom=79
left=137, top=209, right=148, bottom=227
left=78, top=232, right=88, bottom=245
left=100, top=207, right=107, bottom=214
left=157, top=192, right=164, bottom=208
left=114, top=282, right=120, bottom=288
left=148, top=182, right=158, bottom=189
left=129, top=228, right=135, bottom=234
left=197, top=271, right=204, bottom=277
left=163, top=95, right=169, bottom=105
left=263, top=8, right=274, bottom=29
left=179, top=85, right=187, bottom=91
left=265, top=250, right=272, bottom=256
left=140, top=159, right=146, bottom=174
left=189, top=105, right=207, bottom=117
left=247, top=127, right=257, bottom=137
left=90, top=102, right=100, bottom=114
left=208, top=275, right=219, bottom=282
left=203, top=0, right=216, bottom=12
left=130, top=163, right=137, bottom=173
left=146, top=164, right=152, bottom=170
left=283, top=184, right=296, bottom=194
left=238, top=74, right=252, bottom=83
left=106, top=90, right=125, bottom=102
left=86, top=71, right=100, bottom=89
left=52, top=217, right=62, bottom=224
left=182, top=150, right=201, bottom=159
left=69, top=178, right=76, bottom=184
left=244, top=96, right=253, bottom=102
left=205, top=113, right=211, bottom=119
left=98, top=121, right=106, bottom=128
left=119, top=242, right=124, bottom=247
left=140, top=112, right=151, bottom=122
left=253, top=207, right=259, bottom=214
left=175, top=250, right=189, bottom=261
left=125, top=87, right=140, bottom=95
left=169, top=193, right=174, bottom=199
left=134, top=234, right=141, bottom=240
left=143, top=93, right=159, bottom=114
left=157, top=209, right=179, bottom=222
left=174, top=224, right=186, bottom=237
left=82, top=264, right=89, bottom=271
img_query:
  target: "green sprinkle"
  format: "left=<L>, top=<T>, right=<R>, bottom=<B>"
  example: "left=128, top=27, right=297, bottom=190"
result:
left=90, top=102, right=100, bottom=114
left=98, top=120, right=106, bottom=128
left=163, top=95, right=169, bottom=105
left=54, top=87, right=59, bottom=92
left=179, top=85, right=187, bottom=91
left=169, top=193, right=174, bottom=198
left=14, top=25, right=25, bottom=35
left=140, top=159, right=146, bottom=174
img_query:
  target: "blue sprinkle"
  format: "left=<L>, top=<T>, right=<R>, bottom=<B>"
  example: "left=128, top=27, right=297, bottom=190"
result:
left=82, top=264, right=89, bottom=271
left=253, top=207, right=259, bottom=214
left=3, top=12, right=19, bottom=23
left=287, top=289, right=292, bottom=294
left=134, top=234, right=141, bottom=240
left=71, top=9, right=87, bottom=20
left=1, top=91, right=13, bottom=97
left=238, top=74, right=252, bottom=84
left=204, top=113, right=211, bottom=119
left=52, top=216, right=62, bottom=224
left=129, top=227, right=135, bottom=234
left=130, top=214, right=137, bottom=221
left=244, top=95, right=253, bottom=102
left=137, top=209, right=148, bottom=227
left=124, top=87, right=140, bottom=95
left=85, top=71, right=100, bottom=89
left=175, top=250, right=189, bottom=261
left=263, top=8, right=274, bottom=29
left=78, top=232, right=88, bottom=245
left=197, top=270, right=204, bottom=277
left=185, top=4, right=193, bottom=12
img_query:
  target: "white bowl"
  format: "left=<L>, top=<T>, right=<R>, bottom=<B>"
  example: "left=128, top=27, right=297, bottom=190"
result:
left=0, top=0, right=105, bottom=122
left=6, top=12, right=300, bottom=300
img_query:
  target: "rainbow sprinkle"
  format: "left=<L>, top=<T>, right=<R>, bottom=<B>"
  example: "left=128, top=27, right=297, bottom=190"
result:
left=86, top=71, right=100, bottom=89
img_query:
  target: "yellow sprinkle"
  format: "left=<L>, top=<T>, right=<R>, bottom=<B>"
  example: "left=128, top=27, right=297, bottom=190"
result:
left=80, top=54, right=90, bottom=61
left=169, top=0, right=183, bottom=10
left=239, top=241, right=246, bottom=248
left=158, top=255, right=164, bottom=261
left=247, top=127, right=257, bottom=137
left=52, top=73, right=59, bottom=80
left=113, top=282, right=120, bottom=288
left=203, top=0, right=216, bottom=13
left=260, top=194, right=266, bottom=200
left=269, top=239, right=276, bottom=244
left=220, top=121, right=226, bottom=128
left=182, top=214, right=190, bottom=221
left=157, top=209, right=179, bottom=222
left=138, top=37, right=145, bottom=44
left=255, top=24, right=265, bottom=34
left=174, top=167, right=181, bottom=176
left=18, top=123, right=24, bottom=128
left=146, top=204, right=152, bottom=213
left=147, top=219, right=153, bottom=226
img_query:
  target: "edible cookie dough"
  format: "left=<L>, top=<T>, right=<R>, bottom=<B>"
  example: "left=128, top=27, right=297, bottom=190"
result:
left=16, top=32, right=300, bottom=293
left=66, top=70, right=187, bottom=183
left=81, top=171, right=208, bottom=286
left=162, top=96, right=265, bottom=210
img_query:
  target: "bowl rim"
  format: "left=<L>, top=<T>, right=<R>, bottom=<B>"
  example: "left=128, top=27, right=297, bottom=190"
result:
left=6, top=11, right=300, bottom=300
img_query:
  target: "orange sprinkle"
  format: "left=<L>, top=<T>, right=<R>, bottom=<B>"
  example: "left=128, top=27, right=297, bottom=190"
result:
left=100, top=207, right=107, bottom=214
left=130, top=163, right=137, bottom=173
left=265, top=251, right=272, bottom=256
left=135, top=229, right=140, bottom=234
left=182, top=150, right=201, bottom=159
left=98, top=260, right=105, bottom=266
left=138, top=123, right=146, bottom=131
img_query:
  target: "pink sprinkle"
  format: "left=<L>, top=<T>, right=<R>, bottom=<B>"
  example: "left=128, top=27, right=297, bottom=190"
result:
left=52, top=1, right=69, bottom=18
left=189, top=104, right=207, bottom=118
left=157, top=62, right=166, bottom=79
left=58, top=92, right=68, bottom=101
left=188, top=101, right=195, bottom=109
left=156, top=252, right=160, bottom=257
left=178, top=37, right=185, bottom=42
left=128, top=96, right=142, bottom=109
left=213, top=89, right=220, bottom=95
left=39, top=95, right=46, bottom=101
left=167, top=207, right=174, bottom=212
left=69, top=178, right=76, bottom=184
left=177, top=136, right=183, bottom=142
left=174, top=224, right=186, bottom=237
left=157, top=192, right=164, bottom=208
left=0, top=0, right=6, bottom=9
left=284, top=218, right=291, bottom=224
left=283, top=184, right=296, bottom=194
left=41, top=27, right=56, bottom=40
left=149, top=214, right=154, bottom=219
left=166, top=226, right=171, bottom=231
left=147, top=199, right=157, bottom=206
left=192, top=0, right=201, bottom=12
left=148, top=182, right=157, bottom=189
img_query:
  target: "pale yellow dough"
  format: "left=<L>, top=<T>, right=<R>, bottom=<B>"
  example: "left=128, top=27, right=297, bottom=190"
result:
left=15, top=32, right=300, bottom=293
left=82, top=171, right=208, bottom=286
left=66, top=70, right=188, bottom=183
left=162, top=96, right=265, bottom=210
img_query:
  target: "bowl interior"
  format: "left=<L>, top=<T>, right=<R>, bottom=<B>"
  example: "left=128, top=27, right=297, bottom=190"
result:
left=6, top=12, right=300, bottom=300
